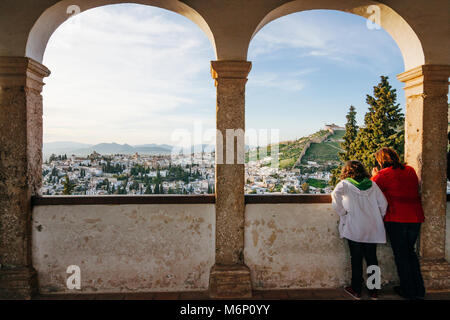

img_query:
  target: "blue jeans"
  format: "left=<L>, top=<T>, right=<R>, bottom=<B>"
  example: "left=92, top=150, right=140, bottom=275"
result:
left=385, top=222, right=425, bottom=299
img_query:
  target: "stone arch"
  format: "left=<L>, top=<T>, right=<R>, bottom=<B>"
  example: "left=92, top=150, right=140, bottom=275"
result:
left=250, top=0, right=425, bottom=70
left=25, top=0, right=216, bottom=63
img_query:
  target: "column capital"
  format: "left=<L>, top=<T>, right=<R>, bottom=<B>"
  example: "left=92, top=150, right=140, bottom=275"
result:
left=397, top=64, right=450, bottom=92
left=0, top=56, right=51, bottom=92
left=211, top=60, right=252, bottom=85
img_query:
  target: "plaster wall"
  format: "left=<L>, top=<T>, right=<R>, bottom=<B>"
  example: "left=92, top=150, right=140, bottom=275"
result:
left=32, top=202, right=450, bottom=293
left=245, top=203, right=399, bottom=289
left=32, top=204, right=215, bottom=293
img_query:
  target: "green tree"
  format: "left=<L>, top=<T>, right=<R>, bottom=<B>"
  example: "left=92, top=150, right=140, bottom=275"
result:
left=329, top=167, right=341, bottom=187
left=330, top=105, right=359, bottom=186
left=301, top=182, right=310, bottom=194
left=352, top=76, right=404, bottom=169
left=340, top=105, right=358, bottom=161
left=51, top=167, right=58, bottom=177
left=288, top=186, right=298, bottom=194
left=63, top=175, right=75, bottom=195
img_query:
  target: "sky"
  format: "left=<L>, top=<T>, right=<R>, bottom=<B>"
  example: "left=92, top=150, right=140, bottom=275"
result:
left=42, top=4, right=405, bottom=146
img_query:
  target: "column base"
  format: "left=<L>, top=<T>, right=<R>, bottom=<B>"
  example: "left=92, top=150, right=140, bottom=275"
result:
left=209, top=264, right=252, bottom=298
left=0, top=267, right=38, bottom=299
left=421, top=259, right=450, bottom=291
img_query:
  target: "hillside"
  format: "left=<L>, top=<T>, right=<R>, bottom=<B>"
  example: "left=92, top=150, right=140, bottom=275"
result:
left=301, top=130, right=345, bottom=165
left=246, top=129, right=343, bottom=169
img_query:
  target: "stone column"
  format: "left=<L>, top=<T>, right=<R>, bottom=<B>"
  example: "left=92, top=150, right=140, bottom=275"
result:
left=397, top=64, right=450, bottom=290
left=209, top=60, right=252, bottom=298
left=0, top=57, right=50, bottom=299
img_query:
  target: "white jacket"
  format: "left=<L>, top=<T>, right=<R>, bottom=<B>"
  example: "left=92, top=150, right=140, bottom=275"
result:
left=331, top=179, right=388, bottom=243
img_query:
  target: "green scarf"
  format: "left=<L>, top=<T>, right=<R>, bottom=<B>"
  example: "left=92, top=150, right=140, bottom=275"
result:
left=346, top=177, right=372, bottom=190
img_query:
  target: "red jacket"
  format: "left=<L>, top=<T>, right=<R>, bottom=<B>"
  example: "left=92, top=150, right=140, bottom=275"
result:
left=371, top=165, right=425, bottom=223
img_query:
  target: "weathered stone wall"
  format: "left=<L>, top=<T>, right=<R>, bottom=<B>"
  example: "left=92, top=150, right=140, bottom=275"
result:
left=32, top=204, right=215, bottom=294
left=32, top=202, right=450, bottom=293
left=295, top=131, right=332, bottom=167
left=446, top=202, right=450, bottom=263
left=245, top=204, right=399, bottom=289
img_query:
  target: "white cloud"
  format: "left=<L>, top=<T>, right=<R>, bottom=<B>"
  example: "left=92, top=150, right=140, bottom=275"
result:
left=43, top=4, right=215, bottom=145
left=248, top=72, right=305, bottom=91
left=247, top=67, right=317, bottom=91
left=249, top=10, right=401, bottom=68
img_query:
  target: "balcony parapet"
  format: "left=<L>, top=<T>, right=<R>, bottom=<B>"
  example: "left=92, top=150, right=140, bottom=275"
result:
left=32, top=194, right=336, bottom=206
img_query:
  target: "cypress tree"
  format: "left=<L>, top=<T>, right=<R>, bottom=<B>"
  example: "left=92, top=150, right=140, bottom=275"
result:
left=330, top=105, right=359, bottom=186
left=340, top=105, right=358, bottom=161
left=352, top=76, right=404, bottom=169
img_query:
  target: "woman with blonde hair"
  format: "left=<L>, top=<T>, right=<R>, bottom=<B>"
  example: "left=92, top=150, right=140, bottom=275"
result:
left=371, top=147, right=425, bottom=300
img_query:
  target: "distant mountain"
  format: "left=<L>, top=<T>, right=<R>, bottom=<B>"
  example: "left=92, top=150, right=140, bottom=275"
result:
left=72, top=143, right=137, bottom=156
left=134, top=145, right=174, bottom=154
left=42, top=142, right=220, bottom=160
left=134, top=143, right=173, bottom=150
left=44, top=141, right=92, bottom=152
left=43, top=141, right=255, bottom=161
left=43, top=141, right=93, bottom=160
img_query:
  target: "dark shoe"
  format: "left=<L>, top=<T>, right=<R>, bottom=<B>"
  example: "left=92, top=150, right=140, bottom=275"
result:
left=368, top=290, right=378, bottom=300
left=394, top=286, right=404, bottom=297
left=344, top=286, right=361, bottom=300
left=416, top=289, right=426, bottom=300
left=394, top=286, right=413, bottom=299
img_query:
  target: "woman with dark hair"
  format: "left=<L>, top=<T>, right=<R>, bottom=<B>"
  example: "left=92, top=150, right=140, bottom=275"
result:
left=371, top=147, right=425, bottom=299
left=332, top=160, right=388, bottom=300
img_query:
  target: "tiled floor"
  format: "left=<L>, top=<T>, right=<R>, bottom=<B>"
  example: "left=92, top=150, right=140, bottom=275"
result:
left=34, top=287, right=450, bottom=300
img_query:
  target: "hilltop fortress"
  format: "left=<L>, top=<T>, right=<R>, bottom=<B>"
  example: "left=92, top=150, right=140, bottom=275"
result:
left=324, top=123, right=345, bottom=133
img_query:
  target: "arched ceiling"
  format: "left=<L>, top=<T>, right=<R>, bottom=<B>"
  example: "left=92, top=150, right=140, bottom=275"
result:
left=0, top=0, right=447, bottom=71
